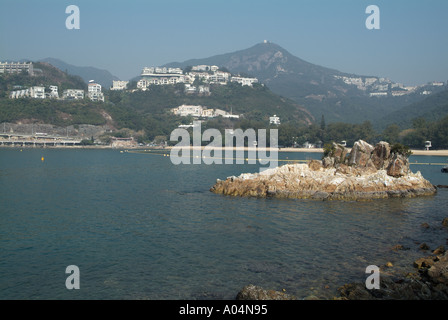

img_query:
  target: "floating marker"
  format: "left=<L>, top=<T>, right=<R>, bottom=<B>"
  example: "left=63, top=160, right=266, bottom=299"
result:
left=41, top=156, right=44, bottom=162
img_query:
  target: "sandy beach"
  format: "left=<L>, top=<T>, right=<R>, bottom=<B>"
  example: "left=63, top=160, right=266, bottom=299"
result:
left=2, top=144, right=448, bottom=157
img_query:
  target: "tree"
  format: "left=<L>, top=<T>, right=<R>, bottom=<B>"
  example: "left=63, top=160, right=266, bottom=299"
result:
left=320, top=114, right=326, bottom=131
left=382, top=124, right=401, bottom=144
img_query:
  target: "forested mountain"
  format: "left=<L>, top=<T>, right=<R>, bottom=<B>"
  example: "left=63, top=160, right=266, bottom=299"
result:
left=165, top=42, right=447, bottom=124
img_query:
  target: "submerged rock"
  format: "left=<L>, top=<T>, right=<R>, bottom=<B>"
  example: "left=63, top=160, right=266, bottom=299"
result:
left=236, top=284, right=296, bottom=300
left=210, top=140, right=436, bottom=201
left=338, top=252, right=448, bottom=300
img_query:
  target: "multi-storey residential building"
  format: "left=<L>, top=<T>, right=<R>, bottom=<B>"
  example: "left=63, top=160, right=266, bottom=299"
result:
left=88, top=82, right=105, bottom=102
left=137, top=79, right=150, bottom=90
left=48, top=86, right=59, bottom=98
left=231, top=76, right=259, bottom=87
left=137, top=65, right=257, bottom=89
left=208, top=71, right=231, bottom=84
left=141, top=66, right=185, bottom=86
left=9, top=86, right=45, bottom=99
left=0, top=62, right=34, bottom=75
left=172, top=105, right=239, bottom=119
left=172, top=105, right=204, bottom=118
left=63, top=89, right=85, bottom=100
left=269, top=115, right=281, bottom=125
left=111, top=80, right=129, bottom=91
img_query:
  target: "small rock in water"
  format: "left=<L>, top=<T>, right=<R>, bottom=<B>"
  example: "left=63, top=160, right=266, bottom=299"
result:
left=419, top=243, right=430, bottom=251
left=433, top=245, right=446, bottom=255
left=442, top=218, right=448, bottom=228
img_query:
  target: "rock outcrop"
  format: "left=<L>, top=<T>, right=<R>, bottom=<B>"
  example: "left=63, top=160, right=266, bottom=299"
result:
left=236, top=285, right=296, bottom=300
left=210, top=140, right=436, bottom=201
left=338, top=251, right=448, bottom=300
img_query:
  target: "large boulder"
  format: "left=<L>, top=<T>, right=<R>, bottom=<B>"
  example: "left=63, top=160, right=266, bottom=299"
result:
left=371, top=141, right=391, bottom=170
left=348, top=140, right=374, bottom=167
left=323, top=142, right=348, bottom=168
left=387, top=153, right=410, bottom=177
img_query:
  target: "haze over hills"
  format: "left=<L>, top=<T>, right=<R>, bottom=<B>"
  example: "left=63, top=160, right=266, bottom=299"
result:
left=39, top=58, right=120, bottom=89
left=378, top=88, right=448, bottom=130
left=165, top=42, right=447, bottom=124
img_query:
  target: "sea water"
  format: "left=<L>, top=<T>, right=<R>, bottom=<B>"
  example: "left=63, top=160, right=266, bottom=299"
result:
left=0, top=148, right=447, bottom=299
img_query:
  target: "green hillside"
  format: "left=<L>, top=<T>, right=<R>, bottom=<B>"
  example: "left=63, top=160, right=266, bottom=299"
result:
left=108, top=82, right=313, bottom=123
left=0, top=63, right=315, bottom=142
left=0, top=62, right=86, bottom=97
left=378, top=89, right=448, bottom=130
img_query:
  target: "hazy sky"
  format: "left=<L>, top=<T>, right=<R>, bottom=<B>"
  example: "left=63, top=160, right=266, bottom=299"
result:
left=1, top=0, right=447, bottom=86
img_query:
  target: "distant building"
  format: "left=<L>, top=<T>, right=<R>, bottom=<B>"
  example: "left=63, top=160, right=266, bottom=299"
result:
left=140, top=66, right=185, bottom=86
left=0, top=61, right=34, bottom=75
left=184, top=84, right=197, bottom=94
left=231, top=76, right=258, bottom=87
left=172, top=105, right=204, bottom=118
left=269, top=115, right=280, bottom=125
left=63, top=89, right=85, bottom=100
left=111, top=80, right=129, bottom=91
left=369, top=92, right=388, bottom=97
left=111, top=137, right=137, bottom=148
left=48, top=85, right=59, bottom=99
left=192, top=65, right=218, bottom=72
left=171, top=105, right=239, bottom=119
left=9, top=86, right=45, bottom=99
left=137, top=79, right=150, bottom=90
left=88, top=82, right=104, bottom=102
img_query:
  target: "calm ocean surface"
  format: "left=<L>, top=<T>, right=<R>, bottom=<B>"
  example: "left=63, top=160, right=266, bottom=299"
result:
left=1, top=148, right=447, bottom=300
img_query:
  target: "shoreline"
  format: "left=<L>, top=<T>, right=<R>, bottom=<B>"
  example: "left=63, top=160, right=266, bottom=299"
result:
left=1, top=144, right=448, bottom=156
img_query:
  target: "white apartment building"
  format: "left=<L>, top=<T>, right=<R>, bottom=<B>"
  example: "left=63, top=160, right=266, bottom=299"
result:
left=0, top=62, right=34, bottom=75
left=88, top=82, right=105, bottom=102
left=9, top=86, right=45, bottom=99
left=140, top=66, right=185, bottom=86
left=28, top=86, right=45, bottom=99
left=191, top=65, right=218, bottom=72
left=137, top=79, right=150, bottom=90
left=111, top=80, right=129, bottom=91
left=201, top=109, right=215, bottom=118
left=364, top=77, right=378, bottom=86
left=48, top=85, right=59, bottom=99
left=172, top=105, right=239, bottom=119
left=208, top=71, right=231, bottom=84
left=231, top=76, right=259, bottom=87
left=184, top=84, right=197, bottom=94
left=369, top=92, right=388, bottom=97
left=63, top=89, right=85, bottom=100
left=172, top=105, right=204, bottom=118
left=269, top=115, right=281, bottom=125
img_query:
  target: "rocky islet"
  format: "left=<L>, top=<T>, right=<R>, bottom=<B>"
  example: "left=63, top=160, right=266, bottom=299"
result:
left=210, top=140, right=437, bottom=201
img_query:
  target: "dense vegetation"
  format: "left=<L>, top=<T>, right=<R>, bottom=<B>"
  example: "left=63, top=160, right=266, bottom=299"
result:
left=0, top=62, right=86, bottom=97
left=0, top=98, right=107, bottom=126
